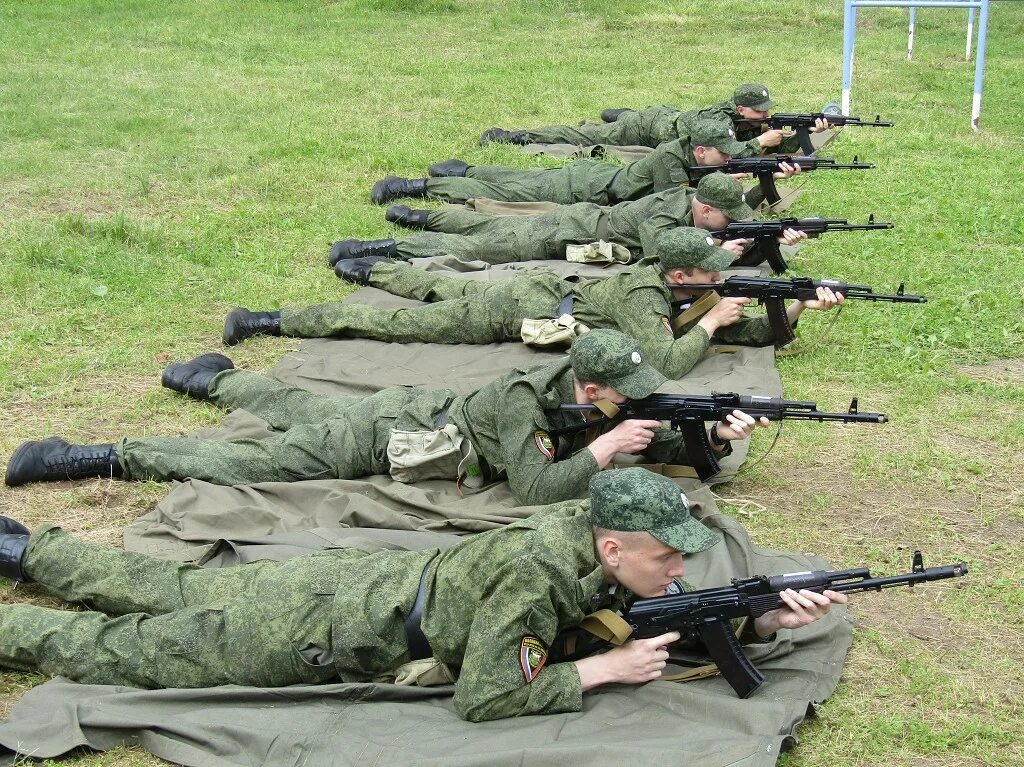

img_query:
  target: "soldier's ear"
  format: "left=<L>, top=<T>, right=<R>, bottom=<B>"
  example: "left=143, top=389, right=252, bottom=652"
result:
left=597, top=535, right=623, bottom=568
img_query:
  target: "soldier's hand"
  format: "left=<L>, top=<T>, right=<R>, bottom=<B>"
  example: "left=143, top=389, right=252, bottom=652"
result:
left=697, top=297, right=749, bottom=334
left=753, top=589, right=847, bottom=637
left=757, top=129, right=787, bottom=149
left=714, top=409, right=770, bottom=442
left=811, top=117, right=831, bottom=133
left=721, top=238, right=749, bottom=257
left=607, top=419, right=662, bottom=454
left=574, top=631, right=680, bottom=690
left=798, top=285, right=845, bottom=312
left=776, top=228, right=808, bottom=247
left=772, top=161, right=802, bottom=180
left=729, top=172, right=753, bottom=181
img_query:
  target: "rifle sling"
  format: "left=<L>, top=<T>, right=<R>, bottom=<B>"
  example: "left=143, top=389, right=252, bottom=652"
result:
left=576, top=611, right=750, bottom=684
left=671, top=290, right=720, bottom=335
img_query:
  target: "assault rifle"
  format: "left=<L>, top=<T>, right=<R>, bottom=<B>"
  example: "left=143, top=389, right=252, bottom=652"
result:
left=709, top=215, right=895, bottom=274
left=685, top=155, right=874, bottom=206
left=733, top=112, right=894, bottom=155
left=554, top=551, right=967, bottom=698
left=676, top=276, right=927, bottom=345
left=552, top=393, right=886, bottom=481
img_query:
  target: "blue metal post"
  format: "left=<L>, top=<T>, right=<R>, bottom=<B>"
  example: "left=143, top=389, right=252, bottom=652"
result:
left=842, top=0, right=856, bottom=114
left=908, top=6, right=917, bottom=60
left=966, top=6, right=976, bottom=60
left=972, top=0, right=989, bottom=129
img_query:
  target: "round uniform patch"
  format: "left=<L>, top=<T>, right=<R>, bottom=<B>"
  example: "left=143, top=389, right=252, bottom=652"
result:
left=630, top=351, right=642, bottom=364
left=727, top=128, right=735, bottom=137
left=705, top=236, right=714, bottom=246
left=761, top=89, right=768, bottom=97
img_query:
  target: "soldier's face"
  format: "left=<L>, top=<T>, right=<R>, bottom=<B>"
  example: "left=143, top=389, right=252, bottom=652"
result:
left=736, top=105, right=769, bottom=121
left=693, top=203, right=730, bottom=231
left=613, top=534, right=686, bottom=598
left=698, top=146, right=730, bottom=166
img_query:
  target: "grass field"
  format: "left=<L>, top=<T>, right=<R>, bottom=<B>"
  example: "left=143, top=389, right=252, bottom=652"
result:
left=1, top=0, right=1022, bottom=764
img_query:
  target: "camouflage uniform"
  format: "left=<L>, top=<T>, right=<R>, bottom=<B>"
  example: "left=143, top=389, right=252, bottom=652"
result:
left=0, top=470, right=717, bottom=722
left=393, top=186, right=697, bottom=264
left=282, top=259, right=776, bottom=380
left=423, top=120, right=748, bottom=207
left=116, top=335, right=692, bottom=505
left=515, top=84, right=803, bottom=156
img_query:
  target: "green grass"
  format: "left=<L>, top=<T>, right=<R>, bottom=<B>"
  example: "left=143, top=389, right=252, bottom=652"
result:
left=2, top=1, right=1023, bottom=765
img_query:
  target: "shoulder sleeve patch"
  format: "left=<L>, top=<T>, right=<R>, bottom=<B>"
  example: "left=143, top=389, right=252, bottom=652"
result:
left=534, top=430, right=554, bottom=461
left=520, top=636, right=548, bottom=683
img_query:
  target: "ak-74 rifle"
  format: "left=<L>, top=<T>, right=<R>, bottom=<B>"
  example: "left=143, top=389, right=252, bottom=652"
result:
left=675, top=275, right=927, bottom=345
left=553, top=550, right=967, bottom=698
left=684, top=155, right=874, bottom=206
left=551, top=393, right=887, bottom=481
left=709, top=215, right=895, bottom=274
left=733, top=112, right=894, bottom=155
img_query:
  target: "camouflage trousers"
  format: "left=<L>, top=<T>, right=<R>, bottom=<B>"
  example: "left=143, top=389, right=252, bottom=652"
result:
left=522, top=106, right=680, bottom=148
left=280, top=262, right=571, bottom=342
left=396, top=203, right=608, bottom=264
left=0, top=526, right=432, bottom=687
left=0, top=524, right=345, bottom=687
left=423, top=160, right=618, bottom=206
left=118, top=369, right=425, bottom=484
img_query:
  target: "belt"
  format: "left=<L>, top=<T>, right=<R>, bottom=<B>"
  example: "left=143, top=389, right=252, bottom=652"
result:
left=404, top=564, right=433, bottom=661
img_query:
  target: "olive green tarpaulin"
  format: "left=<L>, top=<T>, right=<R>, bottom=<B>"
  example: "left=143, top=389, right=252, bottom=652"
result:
left=0, top=257, right=852, bottom=767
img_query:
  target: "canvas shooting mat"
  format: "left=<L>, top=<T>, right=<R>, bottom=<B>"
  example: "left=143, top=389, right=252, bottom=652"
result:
left=0, top=257, right=851, bottom=767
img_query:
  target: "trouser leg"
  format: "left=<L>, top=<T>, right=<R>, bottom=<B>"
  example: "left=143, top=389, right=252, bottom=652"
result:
left=366, top=261, right=489, bottom=302
left=280, top=289, right=518, bottom=343
left=1, top=531, right=348, bottom=687
left=425, top=166, right=571, bottom=204
left=117, top=386, right=405, bottom=484
left=209, top=369, right=360, bottom=429
left=522, top=111, right=648, bottom=146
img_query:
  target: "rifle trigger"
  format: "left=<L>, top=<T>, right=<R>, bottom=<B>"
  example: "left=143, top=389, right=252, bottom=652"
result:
left=848, top=397, right=859, bottom=415
left=912, top=550, right=924, bottom=574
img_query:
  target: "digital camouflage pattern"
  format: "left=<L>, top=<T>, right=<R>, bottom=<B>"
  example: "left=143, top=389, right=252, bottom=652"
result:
left=590, top=468, right=719, bottom=553
left=117, top=347, right=699, bottom=504
left=655, top=226, right=736, bottom=272
left=732, top=83, right=774, bottom=111
left=568, top=328, right=665, bottom=399
left=281, top=257, right=777, bottom=379
left=388, top=185, right=699, bottom=265
left=693, top=172, right=754, bottom=221
left=421, top=118, right=747, bottom=208
left=1, top=503, right=636, bottom=721
left=512, top=85, right=805, bottom=155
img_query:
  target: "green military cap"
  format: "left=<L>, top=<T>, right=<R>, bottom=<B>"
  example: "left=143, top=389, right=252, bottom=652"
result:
left=569, top=329, right=666, bottom=399
left=655, top=227, right=735, bottom=272
left=688, top=118, right=748, bottom=157
left=694, top=172, right=754, bottom=222
left=733, top=82, right=773, bottom=111
left=590, top=468, right=719, bottom=553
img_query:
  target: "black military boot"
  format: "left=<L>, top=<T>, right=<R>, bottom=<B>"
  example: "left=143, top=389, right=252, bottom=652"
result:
left=601, top=108, right=632, bottom=123
left=222, top=309, right=282, bottom=346
left=479, top=128, right=531, bottom=146
left=161, top=353, right=235, bottom=400
left=5, top=438, right=122, bottom=487
left=328, top=238, right=398, bottom=267
left=0, top=516, right=31, bottom=583
left=371, top=176, right=428, bottom=205
left=385, top=204, right=431, bottom=230
left=427, top=158, right=470, bottom=178
left=334, top=255, right=393, bottom=285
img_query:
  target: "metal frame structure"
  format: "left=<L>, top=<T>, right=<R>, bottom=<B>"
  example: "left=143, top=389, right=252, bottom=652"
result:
left=841, top=0, right=991, bottom=130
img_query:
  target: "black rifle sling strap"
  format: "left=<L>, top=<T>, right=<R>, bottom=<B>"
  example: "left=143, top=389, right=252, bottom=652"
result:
left=764, top=298, right=797, bottom=347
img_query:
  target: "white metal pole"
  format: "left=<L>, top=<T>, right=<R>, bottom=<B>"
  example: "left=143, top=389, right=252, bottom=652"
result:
left=908, top=6, right=917, bottom=60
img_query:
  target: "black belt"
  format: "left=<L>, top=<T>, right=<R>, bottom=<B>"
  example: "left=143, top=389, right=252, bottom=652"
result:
left=404, top=564, right=433, bottom=661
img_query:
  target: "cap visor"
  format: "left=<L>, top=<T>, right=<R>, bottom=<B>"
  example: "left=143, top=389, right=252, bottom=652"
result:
left=652, top=516, right=720, bottom=554
left=610, top=363, right=666, bottom=400
left=719, top=138, right=749, bottom=156
left=751, top=98, right=773, bottom=111
left=703, top=247, right=737, bottom=271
